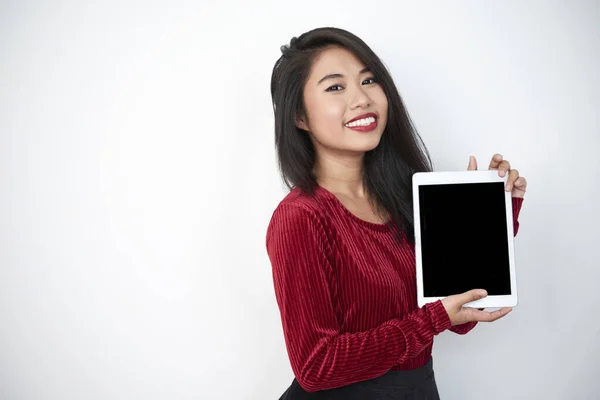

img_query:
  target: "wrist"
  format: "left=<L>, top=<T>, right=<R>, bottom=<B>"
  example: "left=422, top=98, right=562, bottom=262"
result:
left=426, top=300, right=452, bottom=334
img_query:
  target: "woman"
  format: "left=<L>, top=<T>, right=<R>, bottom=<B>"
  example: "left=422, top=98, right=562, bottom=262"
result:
left=266, top=27, right=527, bottom=399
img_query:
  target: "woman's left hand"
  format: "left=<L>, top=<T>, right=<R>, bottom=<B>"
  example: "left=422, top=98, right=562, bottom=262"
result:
left=467, top=154, right=527, bottom=198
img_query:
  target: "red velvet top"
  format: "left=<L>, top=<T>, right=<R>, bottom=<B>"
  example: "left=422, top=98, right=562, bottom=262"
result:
left=266, top=185, right=524, bottom=392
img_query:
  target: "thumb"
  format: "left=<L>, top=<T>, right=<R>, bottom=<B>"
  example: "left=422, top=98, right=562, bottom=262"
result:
left=459, top=289, right=487, bottom=305
left=467, top=155, right=478, bottom=171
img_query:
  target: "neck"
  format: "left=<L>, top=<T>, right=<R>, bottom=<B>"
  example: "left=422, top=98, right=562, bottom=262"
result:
left=313, top=151, right=366, bottom=198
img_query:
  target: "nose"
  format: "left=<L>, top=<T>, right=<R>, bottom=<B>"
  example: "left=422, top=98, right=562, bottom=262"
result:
left=349, top=86, right=371, bottom=110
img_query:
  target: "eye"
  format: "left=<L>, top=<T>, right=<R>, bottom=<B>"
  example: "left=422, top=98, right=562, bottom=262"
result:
left=362, top=77, right=377, bottom=85
left=325, top=84, right=343, bottom=92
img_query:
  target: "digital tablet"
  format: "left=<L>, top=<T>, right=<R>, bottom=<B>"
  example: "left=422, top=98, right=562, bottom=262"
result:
left=412, top=170, right=518, bottom=308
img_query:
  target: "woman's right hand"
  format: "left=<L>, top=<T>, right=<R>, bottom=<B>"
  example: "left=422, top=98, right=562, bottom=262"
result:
left=441, top=289, right=512, bottom=326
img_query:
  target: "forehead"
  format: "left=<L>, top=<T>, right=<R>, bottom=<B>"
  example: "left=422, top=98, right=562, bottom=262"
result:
left=309, top=46, right=366, bottom=79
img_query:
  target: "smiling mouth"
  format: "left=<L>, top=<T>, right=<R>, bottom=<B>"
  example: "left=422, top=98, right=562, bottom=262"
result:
left=344, top=114, right=378, bottom=132
left=344, top=116, right=377, bottom=128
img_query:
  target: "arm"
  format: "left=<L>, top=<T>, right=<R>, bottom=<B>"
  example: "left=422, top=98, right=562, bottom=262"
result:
left=267, top=204, right=451, bottom=392
left=449, top=196, right=525, bottom=335
left=511, top=197, right=524, bottom=236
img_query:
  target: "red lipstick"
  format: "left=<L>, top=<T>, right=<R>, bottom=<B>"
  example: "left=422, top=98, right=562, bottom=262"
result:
left=344, top=112, right=378, bottom=132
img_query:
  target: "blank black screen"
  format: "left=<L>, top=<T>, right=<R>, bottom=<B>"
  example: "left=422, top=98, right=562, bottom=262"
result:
left=419, top=182, right=511, bottom=296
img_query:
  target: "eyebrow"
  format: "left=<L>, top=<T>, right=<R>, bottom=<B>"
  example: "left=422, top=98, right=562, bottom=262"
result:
left=317, top=67, right=371, bottom=85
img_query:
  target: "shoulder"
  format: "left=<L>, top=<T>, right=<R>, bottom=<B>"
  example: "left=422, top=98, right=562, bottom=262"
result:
left=271, top=186, right=327, bottom=219
left=266, top=187, right=328, bottom=245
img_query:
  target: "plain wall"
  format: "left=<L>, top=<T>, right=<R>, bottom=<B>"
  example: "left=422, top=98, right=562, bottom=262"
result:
left=1, top=1, right=599, bottom=399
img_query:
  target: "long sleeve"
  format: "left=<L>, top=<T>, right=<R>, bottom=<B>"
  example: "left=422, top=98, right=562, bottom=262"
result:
left=266, top=204, right=452, bottom=392
left=449, top=196, right=525, bottom=335
left=512, top=197, right=524, bottom=236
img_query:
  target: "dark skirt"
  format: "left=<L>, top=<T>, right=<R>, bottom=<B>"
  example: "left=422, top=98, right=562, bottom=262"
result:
left=279, top=358, right=440, bottom=400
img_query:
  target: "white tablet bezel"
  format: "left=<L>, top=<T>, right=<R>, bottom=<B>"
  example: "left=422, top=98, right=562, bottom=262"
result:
left=412, top=170, right=518, bottom=308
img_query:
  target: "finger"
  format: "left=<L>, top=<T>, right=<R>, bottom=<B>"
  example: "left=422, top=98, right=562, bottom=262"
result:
left=505, top=169, right=520, bottom=192
left=484, top=307, right=512, bottom=322
left=496, top=160, right=511, bottom=177
left=513, top=176, right=527, bottom=191
left=467, top=307, right=512, bottom=322
left=467, top=155, right=478, bottom=171
left=512, top=176, right=527, bottom=198
left=488, top=154, right=503, bottom=170
left=458, top=289, right=488, bottom=306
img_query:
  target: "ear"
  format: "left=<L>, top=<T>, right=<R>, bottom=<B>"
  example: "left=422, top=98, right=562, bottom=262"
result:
left=295, top=113, right=309, bottom=131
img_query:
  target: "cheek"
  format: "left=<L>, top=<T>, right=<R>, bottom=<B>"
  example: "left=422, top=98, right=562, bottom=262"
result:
left=318, top=97, right=346, bottom=127
left=304, top=92, right=344, bottom=131
left=374, top=88, right=388, bottom=120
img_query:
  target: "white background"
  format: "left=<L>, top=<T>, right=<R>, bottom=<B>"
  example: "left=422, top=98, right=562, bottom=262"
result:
left=2, top=1, right=599, bottom=399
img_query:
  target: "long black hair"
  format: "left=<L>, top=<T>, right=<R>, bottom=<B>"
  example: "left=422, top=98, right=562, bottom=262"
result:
left=270, top=27, right=433, bottom=241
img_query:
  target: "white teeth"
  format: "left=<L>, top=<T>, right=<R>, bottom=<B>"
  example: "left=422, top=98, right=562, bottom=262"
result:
left=345, top=116, right=376, bottom=127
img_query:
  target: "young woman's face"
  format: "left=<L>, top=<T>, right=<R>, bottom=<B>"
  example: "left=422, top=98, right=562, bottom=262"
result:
left=297, top=46, right=388, bottom=157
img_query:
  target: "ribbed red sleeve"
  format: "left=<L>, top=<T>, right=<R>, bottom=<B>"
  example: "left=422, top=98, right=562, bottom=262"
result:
left=266, top=204, right=452, bottom=392
left=448, top=196, right=525, bottom=335
left=512, top=197, right=524, bottom=236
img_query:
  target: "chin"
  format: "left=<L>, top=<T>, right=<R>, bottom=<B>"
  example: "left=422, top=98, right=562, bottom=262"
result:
left=315, top=129, right=384, bottom=155
left=347, top=136, right=383, bottom=153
